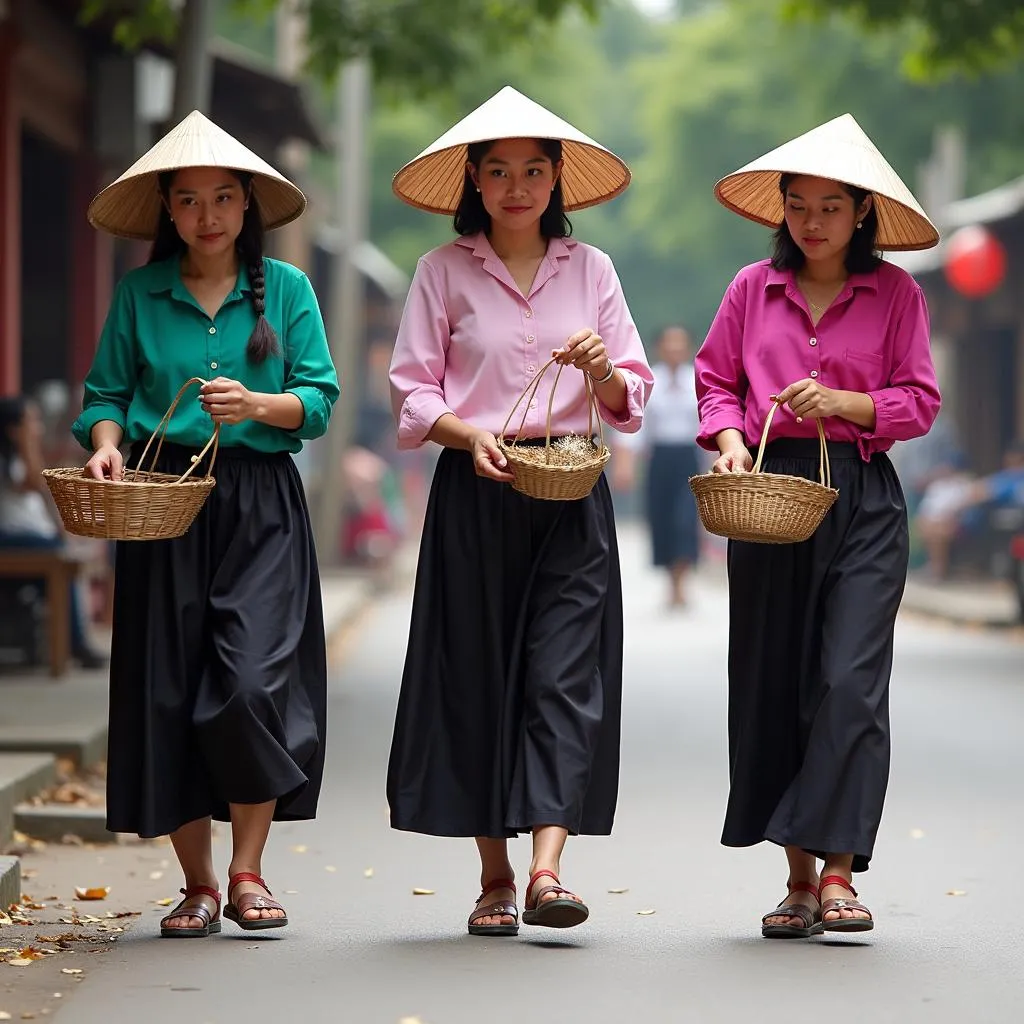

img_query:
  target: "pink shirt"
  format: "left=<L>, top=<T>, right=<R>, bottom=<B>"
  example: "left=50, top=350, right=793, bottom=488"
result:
left=389, top=233, right=653, bottom=450
left=695, top=259, right=941, bottom=460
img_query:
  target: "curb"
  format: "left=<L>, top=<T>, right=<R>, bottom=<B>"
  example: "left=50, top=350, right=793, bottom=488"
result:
left=0, top=854, right=19, bottom=908
left=14, top=805, right=116, bottom=845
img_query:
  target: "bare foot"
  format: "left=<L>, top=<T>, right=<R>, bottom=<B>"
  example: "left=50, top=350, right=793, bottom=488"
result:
left=229, top=876, right=286, bottom=922
left=162, top=888, right=219, bottom=931
left=471, top=878, right=517, bottom=928
left=763, top=882, right=819, bottom=930
left=820, top=877, right=872, bottom=925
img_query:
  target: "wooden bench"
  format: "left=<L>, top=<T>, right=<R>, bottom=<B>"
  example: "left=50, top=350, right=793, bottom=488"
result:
left=0, top=550, right=86, bottom=677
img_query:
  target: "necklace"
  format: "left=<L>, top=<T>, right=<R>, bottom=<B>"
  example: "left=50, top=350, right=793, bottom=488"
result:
left=797, top=275, right=845, bottom=320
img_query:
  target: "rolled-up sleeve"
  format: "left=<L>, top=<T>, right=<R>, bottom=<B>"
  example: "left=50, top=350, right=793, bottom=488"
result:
left=283, top=272, right=340, bottom=441
left=389, top=258, right=454, bottom=450
left=861, top=281, right=941, bottom=451
left=72, top=280, right=137, bottom=452
left=596, top=253, right=653, bottom=432
left=695, top=274, right=749, bottom=451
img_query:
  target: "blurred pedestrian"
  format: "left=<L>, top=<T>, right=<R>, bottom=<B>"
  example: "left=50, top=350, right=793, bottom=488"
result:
left=387, top=87, right=653, bottom=935
left=696, top=115, right=941, bottom=937
left=72, top=112, right=339, bottom=938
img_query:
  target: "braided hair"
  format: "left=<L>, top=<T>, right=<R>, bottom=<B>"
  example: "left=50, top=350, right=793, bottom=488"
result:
left=151, top=169, right=280, bottom=364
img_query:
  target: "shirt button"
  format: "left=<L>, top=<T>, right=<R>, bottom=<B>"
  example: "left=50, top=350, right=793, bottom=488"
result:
left=809, top=337, right=817, bottom=346
left=208, top=326, right=217, bottom=335
left=525, top=311, right=533, bottom=319
left=210, top=362, right=218, bottom=370
left=528, top=365, right=535, bottom=372
left=810, top=370, right=819, bottom=378
left=527, top=335, right=535, bottom=342
left=530, top=400, right=537, bottom=408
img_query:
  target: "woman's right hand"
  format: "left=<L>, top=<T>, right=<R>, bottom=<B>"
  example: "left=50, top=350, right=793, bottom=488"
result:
left=469, top=429, right=515, bottom=483
left=712, top=448, right=753, bottom=475
left=84, top=443, right=124, bottom=482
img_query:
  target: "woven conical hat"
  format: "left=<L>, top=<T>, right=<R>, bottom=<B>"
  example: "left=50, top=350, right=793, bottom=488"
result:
left=88, top=110, right=306, bottom=240
left=715, top=113, right=938, bottom=251
left=393, top=86, right=630, bottom=214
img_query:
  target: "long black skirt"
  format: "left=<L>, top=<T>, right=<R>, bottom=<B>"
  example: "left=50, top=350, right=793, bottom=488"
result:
left=722, top=438, right=908, bottom=873
left=387, top=447, right=624, bottom=838
left=106, top=442, right=327, bottom=838
left=646, top=442, right=700, bottom=567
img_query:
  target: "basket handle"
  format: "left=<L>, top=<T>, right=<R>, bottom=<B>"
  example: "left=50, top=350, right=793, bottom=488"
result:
left=499, top=356, right=606, bottom=464
left=128, top=377, right=220, bottom=484
left=752, top=397, right=831, bottom=489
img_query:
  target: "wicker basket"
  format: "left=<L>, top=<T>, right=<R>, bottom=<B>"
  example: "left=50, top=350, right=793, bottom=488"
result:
left=42, top=377, right=220, bottom=541
left=689, top=398, right=839, bottom=544
left=497, top=357, right=611, bottom=501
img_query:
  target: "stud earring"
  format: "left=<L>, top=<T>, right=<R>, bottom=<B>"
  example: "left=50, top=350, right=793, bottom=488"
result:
left=856, top=221, right=863, bottom=230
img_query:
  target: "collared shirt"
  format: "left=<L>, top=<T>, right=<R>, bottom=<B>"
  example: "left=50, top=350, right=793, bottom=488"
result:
left=72, top=256, right=339, bottom=455
left=389, top=233, right=654, bottom=450
left=695, top=259, right=941, bottom=460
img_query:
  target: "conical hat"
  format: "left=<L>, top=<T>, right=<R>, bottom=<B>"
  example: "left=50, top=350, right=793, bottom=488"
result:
left=714, top=114, right=938, bottom=251
left=392, top=86, right=630, bottom=214
left=88, top=110, right=306, bottom=240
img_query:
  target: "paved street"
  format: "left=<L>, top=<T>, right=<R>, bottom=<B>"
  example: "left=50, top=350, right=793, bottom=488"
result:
left=47, top=525, right=1024, bottom=1023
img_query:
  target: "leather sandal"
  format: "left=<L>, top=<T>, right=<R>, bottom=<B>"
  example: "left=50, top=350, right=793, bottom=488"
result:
left=467, top=877, right=519, bottom=937
left=160, top=885, right=222, bottom=938
left=819, top=874, right=874, bottom=933
left=521, top=869, right=589, bottom=929
left=223, top=872, right=289, bottom=931
left=761, top=881, right=823, bottom=939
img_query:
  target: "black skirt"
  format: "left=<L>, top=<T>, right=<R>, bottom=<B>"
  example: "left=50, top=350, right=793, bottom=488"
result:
left=106, top=442, right=328, bottom=838
left=387, top=447, right=624, bottom=838
left=722, top=438, right=908, bottom=873
left=646, top=442, right=700, bottom=567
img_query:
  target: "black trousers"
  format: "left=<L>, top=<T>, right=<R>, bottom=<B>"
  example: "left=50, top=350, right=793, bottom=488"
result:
left=722, top=438, right=908, bottom=873
left=106, top=443, right=328, bottom=838
left=387, top=448, right=624, bottom=838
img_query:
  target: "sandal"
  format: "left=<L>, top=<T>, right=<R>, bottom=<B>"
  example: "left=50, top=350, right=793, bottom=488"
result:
left=223, top=872, right=289, bottom=931
left=819, top=874, right=874, bottom=933
left=160, top=885, right=222, bottom=938
left=467, top=878, right=519, bottom=937
left=521, top=869, right=589, bottom=929
left=761, top=881, right=823, bottom=939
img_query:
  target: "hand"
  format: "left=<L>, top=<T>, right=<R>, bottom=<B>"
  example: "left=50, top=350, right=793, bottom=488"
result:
left=199, top=377, right=255, bottom=425
left=772, top=379, right=842, bottom=423
left=712, top=448, right=753, bottom=475
left=469, top=429, right=515, bottom=483
left=85, top=442, right=124, bottom=482
left=553, top=328, right=612, bottom=380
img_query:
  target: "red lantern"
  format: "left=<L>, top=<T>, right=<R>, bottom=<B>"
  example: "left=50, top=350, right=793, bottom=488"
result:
left=943, top=224, right=1007, bottom=298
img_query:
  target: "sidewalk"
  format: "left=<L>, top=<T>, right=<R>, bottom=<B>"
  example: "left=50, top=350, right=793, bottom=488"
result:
left=901, top=573, right=1020, bottom=628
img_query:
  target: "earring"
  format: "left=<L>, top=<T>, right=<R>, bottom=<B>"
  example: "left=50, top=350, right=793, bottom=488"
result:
left=856, top=221, right=863, bottom=230
left=476, top=187, right=481, bottom=193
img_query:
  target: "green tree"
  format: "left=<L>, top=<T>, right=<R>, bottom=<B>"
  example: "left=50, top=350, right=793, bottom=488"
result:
left=781, top=0, right=1024, bottom=78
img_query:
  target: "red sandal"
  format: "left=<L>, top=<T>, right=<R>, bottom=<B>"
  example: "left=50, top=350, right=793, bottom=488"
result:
left=761, top=881, right=823, bottom=939
left=160, top=885, right=222, bottom=938
left=467, top=878, right=519, bottom=937
left=223, top=872, right=289, bottom=931
left=521, top=869, right=589, bottom=929
left=819, top=874, right=873, bottom=933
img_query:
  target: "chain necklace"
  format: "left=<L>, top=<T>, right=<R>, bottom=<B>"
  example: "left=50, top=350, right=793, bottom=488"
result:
left=797, top=275, right=846, bottom=321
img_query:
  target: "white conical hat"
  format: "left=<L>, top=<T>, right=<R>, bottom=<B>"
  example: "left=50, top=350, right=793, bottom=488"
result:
left=392, top=86, right=630, bottom=214
left=714, top=113, right=938, bottom=251
left=88, top=110, right=306, bottom=240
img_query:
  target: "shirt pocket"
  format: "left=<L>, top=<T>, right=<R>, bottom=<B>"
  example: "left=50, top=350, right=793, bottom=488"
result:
left=844, top=347, right=886, bottom=391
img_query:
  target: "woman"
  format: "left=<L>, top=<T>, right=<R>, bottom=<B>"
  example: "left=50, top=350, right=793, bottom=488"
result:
left=388, top=86, right=653, bottom=934
left=696, top=114, right=941, bottom=936
left=72, top=111, right=339, bottom=937
left=0, top=396, right=104, bottom=668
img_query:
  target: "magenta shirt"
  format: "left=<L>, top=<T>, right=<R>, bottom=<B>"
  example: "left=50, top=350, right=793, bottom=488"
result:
left=695, top=259, right=941, bottom=461
left=389, top=233, right=654, bottom=450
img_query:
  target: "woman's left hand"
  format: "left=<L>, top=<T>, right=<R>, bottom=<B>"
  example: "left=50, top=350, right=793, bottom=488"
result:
left=199, top=377, right=255, bottom=425
left=553, top=328, right=612, bottom=380
left=773, top=379, right=843, bottom=422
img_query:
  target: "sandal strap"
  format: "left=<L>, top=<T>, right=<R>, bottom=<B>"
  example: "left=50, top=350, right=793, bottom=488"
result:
left=161, top=888, right=220, bottom=927
left=228, top=872, right=272, bottom=900
left=479, top=877, right=516, bottom=901
left=762, top=902, right=816, bottom=929
left=818, top=875, right=857, bottom=899
left=821, top=897, right=872, bottom=919
left=469, top=900, right=519, bottom=925
left=232, top=890, right=286, bottom=917
left=180, top=885, right=222, bottom=906
left=787, top=881, right=820, bottom=899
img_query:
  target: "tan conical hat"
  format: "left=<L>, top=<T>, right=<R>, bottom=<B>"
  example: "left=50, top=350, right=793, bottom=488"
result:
left=88, top=110, right=306, bottom=240
left=714, top=113, right=938, bottom=251
left=392, top=86, right=630, bottom=214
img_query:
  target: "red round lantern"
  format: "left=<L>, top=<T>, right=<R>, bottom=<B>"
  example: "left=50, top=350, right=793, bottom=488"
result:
left=943, top=224, right=1007, bottom=298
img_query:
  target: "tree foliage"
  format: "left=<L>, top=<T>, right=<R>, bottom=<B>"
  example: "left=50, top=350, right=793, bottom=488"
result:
left=782, top=0, right=1024, bottom=78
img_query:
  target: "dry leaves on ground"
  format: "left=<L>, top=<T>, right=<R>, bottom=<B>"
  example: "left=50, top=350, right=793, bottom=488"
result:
left=607, top=888, right=629, bottom=894
left=412, top=888, right=435, bottom=896
left=73, top=887, right=110, bottom=901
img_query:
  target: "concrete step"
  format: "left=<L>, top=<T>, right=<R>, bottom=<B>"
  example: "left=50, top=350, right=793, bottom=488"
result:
left=0, top=718, right=107, bottom=768
left=0, top=751, right=56, bottom=848
left=13, top=804, right=115, bottom=845
left=0, top=854, right=19, bottom=909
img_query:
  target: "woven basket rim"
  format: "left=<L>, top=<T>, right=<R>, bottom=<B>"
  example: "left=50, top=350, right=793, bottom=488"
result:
left=689, top=469, right=838, bottom=496
left=43, top=466, right=215, bottom=487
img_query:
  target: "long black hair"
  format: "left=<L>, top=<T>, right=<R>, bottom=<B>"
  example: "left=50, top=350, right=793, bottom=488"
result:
left=453, top=139, right=572, bottom=238
left=150, top=169, right=279, bottom=364
left=770, top=172, right=882, bottom=274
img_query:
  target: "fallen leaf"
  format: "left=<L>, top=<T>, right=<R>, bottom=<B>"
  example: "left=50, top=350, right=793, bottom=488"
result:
left=910, top=828, right=926, bottom=840
left=412, top=888, right=435, bottom=896
left=946, top=890, right=968, bottom=897
left=284, top=890, right=299, bottom=895
left=0, top=1012, right=10, bottom=1020
left=73, top=888, right=110, bottom=902
left=6, top=959, right=35, bottom=967
left=364, top=868, right=375, bottom=879
left=148, top=872, right=164, bottom=882
left=324, top=866, right=337, bottom=874
left=60, top=969, right=83, bottom=976
left=155, top=899, right=175, bottom=907
left=607, top=888, right=629, bottom=894
left=289, top=845, right=308, bottom=854
left=637, top=909, right=657, bottom=916
left=399, top=1018, right=423, bottom=1024
left=0, top=912, right=11, bottom=927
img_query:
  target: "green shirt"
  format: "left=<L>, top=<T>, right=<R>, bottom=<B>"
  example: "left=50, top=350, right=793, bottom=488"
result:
left=72, top=256, right=340, bottom=454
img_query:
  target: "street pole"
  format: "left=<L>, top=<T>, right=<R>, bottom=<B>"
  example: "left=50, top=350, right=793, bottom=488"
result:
left=171, top=0, right=214, bottom=120
left=313, top=58, right=371, bottom=565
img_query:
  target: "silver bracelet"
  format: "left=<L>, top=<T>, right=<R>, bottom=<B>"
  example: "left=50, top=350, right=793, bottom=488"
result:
left=590, top=360, right=616, bottom=385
